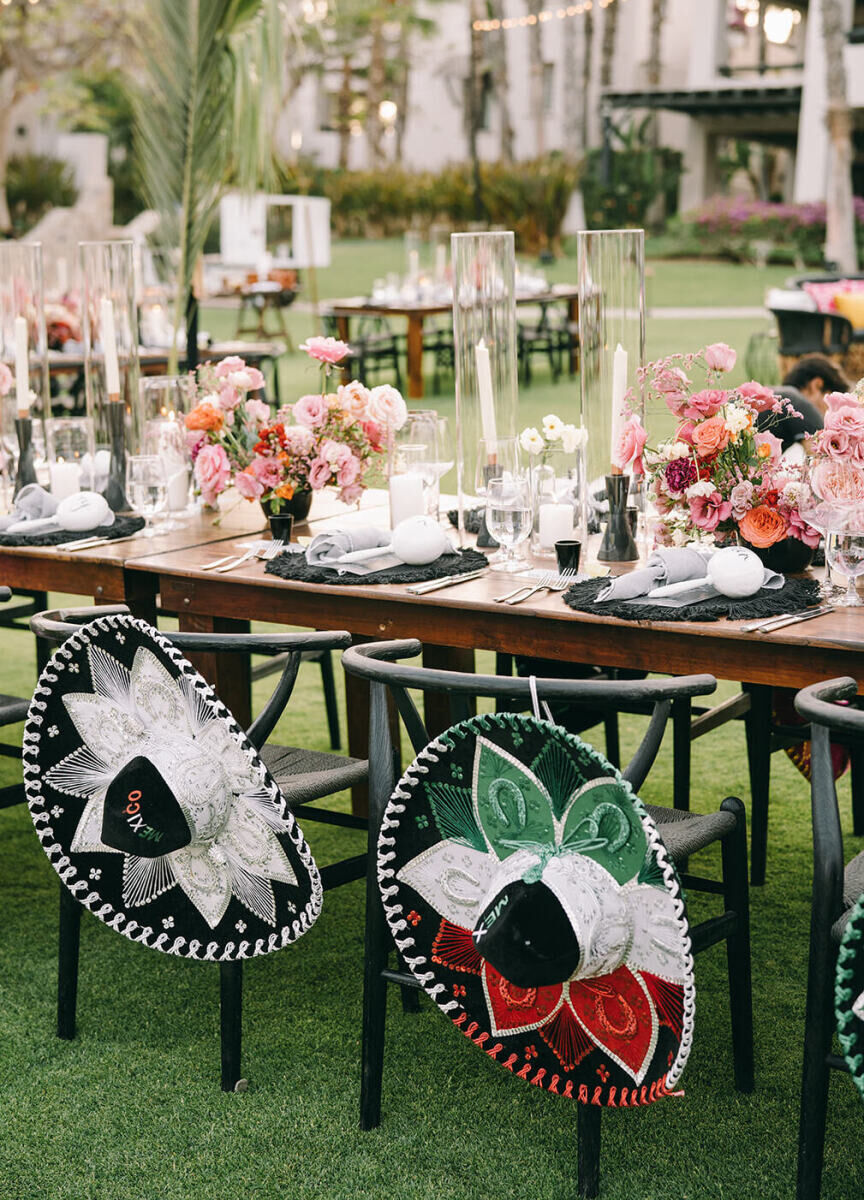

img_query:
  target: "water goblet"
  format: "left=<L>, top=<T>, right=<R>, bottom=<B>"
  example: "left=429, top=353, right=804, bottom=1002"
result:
left=826, top=527, right=864, bottom=607
left=485, top=475, right=533, bottom=573
left=126, top=454, right=168, bottom=537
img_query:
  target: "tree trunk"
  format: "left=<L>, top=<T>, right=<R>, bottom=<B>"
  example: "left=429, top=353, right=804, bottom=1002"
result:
left=527, top=1, right=545, bottom=156
left=646, top=0, right=666, bottom=145
left=366, top=14, right=386, bottom=167
left=600, top=0, right=618, bottom=88
left=0, top=69, right=18, bottom=235
left=467, top=0, right=486, bottom=220
left=395, top=20, right=410, bottom=161
left=489, top=0, right=514, bottom=162
left=337, top=54, right=353, bottom=170
left=562, top=0, right=582, bottom=157
left=822, top=0, right=857, bottom=271
left=582, top=8, right=594, bottom=150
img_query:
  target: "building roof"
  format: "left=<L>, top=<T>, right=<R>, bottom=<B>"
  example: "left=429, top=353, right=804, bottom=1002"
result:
left=603, top=85, right=803, bottom=117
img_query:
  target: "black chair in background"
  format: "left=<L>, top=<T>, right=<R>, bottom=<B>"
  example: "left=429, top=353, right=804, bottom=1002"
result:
left=771, top=308, right=852, bottom=370
left=794, top=677, right=864, bottom=1200
left=518, top=303, right=563, bottom=385
left=323, top=313, right=403, bottom=390
left=30, top=605, right=369, bottom=1092
left=0, top=586, right=31, bottom=811
left=342, top=640, right=754, bottom=1199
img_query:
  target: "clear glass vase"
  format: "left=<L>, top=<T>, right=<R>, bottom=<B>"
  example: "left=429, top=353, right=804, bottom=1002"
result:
left=530, top=448, right=583, bottom=559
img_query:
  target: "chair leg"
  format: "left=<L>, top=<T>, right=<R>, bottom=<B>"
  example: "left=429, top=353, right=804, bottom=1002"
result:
left=796, top=952, right=836, bottom=1198
left=719, top=796, right=754, bottom=1093
left=577, top=1104, right=601, bottom=1198
left=220, top=960, right=244, bottom=1092
left=57, top=886, right=81, bottom=1040
left=361, top=884, right=392, bottom=1130
left=604, top=711, right=621, bottom=769
left=849, top=738, right=864, bottom=836
left=743, top=683, right=772, bottom=886
left=319, top=651, right=342, bottom=751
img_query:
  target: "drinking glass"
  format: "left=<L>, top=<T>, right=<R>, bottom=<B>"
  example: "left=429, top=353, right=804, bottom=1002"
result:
left=473, top=435, right=521, bottom=498
left=433, top=415, right=455, bottom=485
left=826, top=529, right=864, bottom=607
left=485, top=476, right=532, bottom=573
left=141, top=417, right=190, bottom=529
left=126, top=454, right=167, bottom=536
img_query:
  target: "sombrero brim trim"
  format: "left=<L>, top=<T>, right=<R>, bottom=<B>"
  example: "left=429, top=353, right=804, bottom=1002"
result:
left=23, top=612, right=323, bottom=961
left=836, top=888, right=864, bottom=1102
left=377, top=710, right=695, bottom=1098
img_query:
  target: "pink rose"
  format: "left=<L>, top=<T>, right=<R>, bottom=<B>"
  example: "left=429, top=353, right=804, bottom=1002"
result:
left=283, top=425, right=315, bottom=455
left=737, top=381, right=777, bottom=413
left=336, top=454, right=361, bottom=487
left=676, top=420, right=697, bottom=446
left=218, top=384, right=242, bottom=411
left=227, top=366, right=265, bottom=392
left=754, top=430, right=783, bottom=464
left=367, top=384, right=407, bottom=430
left=730, top=479, right=755, bottom=520
left=293, top=393, right=328, bottom=428
left=824, top=391, right=860, bottom=413
left=704, top=343, right=737, bottom=372
left=300, top=336, right=351, bottom=365
left=319, top=438, right=352, bottom=468
left=337, top=380, right=371, bottom=418
left=214, top=355, right=248, bottom=379
left=683, top=388, right=727, bottom=420
left=820, top=427, right=851, bottom=460
left=250, top=456, right=283, bottom=490
left=786, top=508, right=821, bottom=548
left=0, top=362, right=13, bottom=396
left=194, top=443, right=230, bottom=505
left=362, top=419, right=384, bottom=452
left=244, top=397, right=270, bottom=425
left=691, top=415, right=730, bottom=458
left=689, top=489, right=732, bottom=532
left=186, top=429, right=206, bottom=459
left=339, top=482, right=364, bottom=505
left=613, top=416, right=647, bottom=474
left=308, top=457, right=333, bottom=489
left=235, top=469, right=264, bottom=500
left=825, top=403, right=864, bottom=443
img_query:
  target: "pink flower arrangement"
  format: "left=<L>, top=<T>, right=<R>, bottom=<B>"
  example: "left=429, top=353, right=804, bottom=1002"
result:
left=643, top=345, right=817, bottom=549
left=813, top=393, right=864, bottom=465
left=185, top=347, right=403, bottom=514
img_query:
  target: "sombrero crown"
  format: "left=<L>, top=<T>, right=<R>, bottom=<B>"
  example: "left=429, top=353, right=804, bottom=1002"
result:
left=24, top=613, right=322, bottom=960
left=378, top=711, right=694, bottom=1105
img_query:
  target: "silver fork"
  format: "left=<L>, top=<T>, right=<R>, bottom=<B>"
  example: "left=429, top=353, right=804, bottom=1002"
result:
left=201, top=541, right=266, bottom=572
left=211, top=541, right=269, bottom=574
left=494, top=570, right=555, bottom=604
left=255, top=540, right=284, bottom=562
left=502, top=568, right=577, bottom=606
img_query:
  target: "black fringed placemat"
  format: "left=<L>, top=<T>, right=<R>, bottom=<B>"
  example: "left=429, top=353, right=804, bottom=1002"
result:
left=447, top=507, right=483, bottom=534
left=265, top=547, right=489, bottom=587
left=563, top=575, right=822, bottom=623
left=0, top=514, right=145, bottom=548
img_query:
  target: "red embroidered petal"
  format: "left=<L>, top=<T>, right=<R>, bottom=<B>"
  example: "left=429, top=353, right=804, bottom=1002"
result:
left=568, top=966, right=657, bottom=1082
left=537, top=997, right=595, bottom=1070
left=639, top=971, right=684, bottom=1040
left=431, top=919, right=483, bottom=976
left=482, top=962, right=564, bottom=1036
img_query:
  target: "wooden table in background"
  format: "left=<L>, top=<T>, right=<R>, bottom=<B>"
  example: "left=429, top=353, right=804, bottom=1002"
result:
left=325, top=287, right=580, bottom=399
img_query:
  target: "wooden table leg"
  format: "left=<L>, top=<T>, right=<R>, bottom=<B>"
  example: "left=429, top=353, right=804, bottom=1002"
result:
left=406, top=314, right=425, bottom=399
left=568, top=296, right=580, bottom=375
left=178, top=613, right=252, bottom=730
left=422, top=645, right=475, bottom=736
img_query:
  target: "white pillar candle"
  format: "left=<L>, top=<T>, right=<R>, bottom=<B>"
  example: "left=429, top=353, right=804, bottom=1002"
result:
left=100, top=297, right=121, bottom=398
left=167, top=467, right=190, bottom=512
left=389, top=471, right=425, bottom=528
left=475, top=337, right=497, bottom=458
left=49, top=457, right=81, bottom=501
left=538, top=502, right=574, bottom=548
left=610, top=342, right=628, bottom=469
left=14, top=316, right=29, bottom=413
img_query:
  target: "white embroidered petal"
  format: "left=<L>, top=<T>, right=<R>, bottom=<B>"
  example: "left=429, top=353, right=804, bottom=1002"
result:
left=170, top=845, right=233, bottom=929
left=225, top=864, right=277, bottom=925
left=625, top=883, right=689, bottom=984
left=219, top=802, right=296, bottom=886
left=122, top=854, right=177, bottom=907
left=45, top=745, right=115, bottom=800
left=238, top=786, right=290, bottom=833
left=542, top=854, right=631, bottom=981
left=86, top=644, right=133, bottom=711
left=178, top=672, right=214, bottom=735
left=396, top=840, right=498, bottom=927
left=130, top=647, right=192, bottom=735
left=853, top=989, right=864, bottom=1021
left=63, top=693, right=146, bottom=763
left=70, top=795, right=122, bottom=854
left=196, top=720, right=257, bottom=791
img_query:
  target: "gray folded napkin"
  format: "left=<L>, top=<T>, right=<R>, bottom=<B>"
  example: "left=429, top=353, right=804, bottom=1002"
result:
left=0, top=484, right=58, bottom=532
left=306, top=526, right=400, bottom=576
left=595, top=548, right=709, bottom=603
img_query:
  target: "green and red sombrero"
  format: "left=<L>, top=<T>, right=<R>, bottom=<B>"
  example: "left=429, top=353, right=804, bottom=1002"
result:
left=837, top=890, right=864, bottom=1102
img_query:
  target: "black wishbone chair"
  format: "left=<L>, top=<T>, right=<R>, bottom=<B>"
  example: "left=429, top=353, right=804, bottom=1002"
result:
left=794, top=677, right=864, bottom=1200
left=29, top=605, right=369, bottom=1091
left=0, top=586, right=31, bottom=810
left=342, top=640, right=754, bottom=1200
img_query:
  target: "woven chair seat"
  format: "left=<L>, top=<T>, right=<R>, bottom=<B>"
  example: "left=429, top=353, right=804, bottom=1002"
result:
left=260, top=743, right=368, bottom=806
left=826, top=851, right=864, bottom=943
left=644, top=804, right=737, bottom=863
left=0, top=694, right=30, bottom=724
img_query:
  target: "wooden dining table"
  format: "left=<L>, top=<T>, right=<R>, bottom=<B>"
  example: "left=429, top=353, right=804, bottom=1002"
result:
left=325, top=286, right=580, bottom=399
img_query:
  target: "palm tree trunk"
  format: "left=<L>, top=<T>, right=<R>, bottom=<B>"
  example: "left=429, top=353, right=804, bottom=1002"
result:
left=822, top=0, right=857, bottom=271
left=395, top=20, right=410, bottom=161
left=646, top=0, right=666, bottom=145
left=600, top=0, right=618, bottom=88
left=562, top=0, right=581, bottom=156
left=337, top=55, right=352, bottom=170
left=467, top=0, right=486, bottom=219
left=366, top=14, right=386, bottom=167
left=527, top=1, right=545, bottom=156
left=489, top=0, right=514, bottom=162
left=582, top=8, right=594, bottom=150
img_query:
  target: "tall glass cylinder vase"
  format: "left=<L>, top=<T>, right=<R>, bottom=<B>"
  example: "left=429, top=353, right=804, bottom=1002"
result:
left=0, top=241, right=50, bottom=498
left=451, top=230, right=519, bottom=541
left=577, top=230, right=646, bottom=542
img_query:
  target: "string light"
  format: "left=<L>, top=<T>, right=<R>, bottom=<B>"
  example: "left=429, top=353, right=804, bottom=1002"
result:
left=473, top=0, right=625, bottom=34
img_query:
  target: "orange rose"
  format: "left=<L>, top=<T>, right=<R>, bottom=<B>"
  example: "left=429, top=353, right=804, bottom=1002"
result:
left=274, top=483, right=295, bottom=499
left=739, top=504, right=787, bottom=549
left=691, top=415, right=730, bottom=458
left=185, top=403, right=224, bottom=432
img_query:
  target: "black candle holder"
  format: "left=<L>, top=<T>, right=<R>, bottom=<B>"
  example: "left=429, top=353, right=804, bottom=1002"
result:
left=476, top=461, right=499, bottom=549
left=103, top=402, right=131, bottom=513
left=13, top=416, right=37, bottom=495
left=597, top=473, right=639, bottom=562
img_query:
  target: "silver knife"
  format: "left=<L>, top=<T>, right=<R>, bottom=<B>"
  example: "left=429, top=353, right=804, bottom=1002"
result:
left=63, top=533, right=144, bottom=552
left=406, top=569, right=487, bottom=595
left=740, top=605, right=833, bottom=634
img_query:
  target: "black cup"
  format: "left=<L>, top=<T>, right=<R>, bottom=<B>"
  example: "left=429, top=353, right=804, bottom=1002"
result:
left=268, top=513, right=294, bottom=544
left=627, top=507, right=639, bottom=534
left=555, top=539, right=582, bottom=574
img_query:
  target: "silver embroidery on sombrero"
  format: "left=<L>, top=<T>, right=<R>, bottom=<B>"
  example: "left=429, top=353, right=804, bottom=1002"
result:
left=44, top=642, right=297, bottom=928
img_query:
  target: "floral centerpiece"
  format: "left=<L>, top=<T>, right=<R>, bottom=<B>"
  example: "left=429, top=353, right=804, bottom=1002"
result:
left=642, top=342, right=819, bottom=553
left=185, top=338, right=406, bottom=517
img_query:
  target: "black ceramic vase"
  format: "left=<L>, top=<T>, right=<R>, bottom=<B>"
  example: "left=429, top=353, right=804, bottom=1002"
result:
left=261, top=489, right=313, bottom=526
left=13, top=416, right=37, bottom=495
left=597, top=473, right=639, bottom=562
left=748, top=537, right=814, bottom=574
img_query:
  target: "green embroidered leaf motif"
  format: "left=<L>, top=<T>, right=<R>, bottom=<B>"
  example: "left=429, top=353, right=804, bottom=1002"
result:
left=560, top=779, right=646, bottom=884
left=531, top=737, right=583, bottom=820
left=637, top=850, right=667, bottom=889
left=473, top=737, right=555, bottom=860
left=423, top=781, right=485, bottom=852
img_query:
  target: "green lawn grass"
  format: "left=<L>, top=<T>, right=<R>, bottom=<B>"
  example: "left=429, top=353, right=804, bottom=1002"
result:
left=1, top=247, right=861, bottom=1199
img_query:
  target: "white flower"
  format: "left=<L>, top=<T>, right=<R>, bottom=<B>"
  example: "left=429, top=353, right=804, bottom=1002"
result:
left=201, top=391, right=221, bottom=408
left=724, top=403, right=751, bottom=439
left=685, top=480, right=716, bottom=499
left=519, top=427, right=544, bottom=456
left=48, top=725, right=59, bottom=738
left=542, top=414, right=564, bottom=441
left=671, top=527, right=689, bottom=547
left=782, top=480, right=803, bottom=506
left=671, top=441, right=691, bottom=459
left=235, top=920, right=247, bottom=933
left=228, top=368, right=255, bottom=391
left=561, top=423, right=588, bottom=453
left=162, top=916, right=174, bottom=930
left=367, top=384, right=407, bottom=430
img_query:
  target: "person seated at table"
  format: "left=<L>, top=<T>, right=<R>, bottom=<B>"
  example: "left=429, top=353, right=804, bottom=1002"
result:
left=760, top=354, right=852, bottom=456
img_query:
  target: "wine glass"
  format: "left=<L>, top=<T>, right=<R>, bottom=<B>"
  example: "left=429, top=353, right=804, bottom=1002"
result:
left=485, top=476, right=533, bottom=573
left=141, top=418, right=190, bottom=530
left=126, top=455, right=167, bottom=537
left=392, top=410, right=440, bottom=518
left=474, top=436, right=521, bottom=499
left=826, top=528, right=864, bottom=606
left=809, top=459, right=864, bottom=597
left=431, top=415, right=455, bottom=486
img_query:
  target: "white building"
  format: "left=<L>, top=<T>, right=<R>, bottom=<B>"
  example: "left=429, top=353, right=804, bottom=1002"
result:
left=283, top=0, right=863, bottom=213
